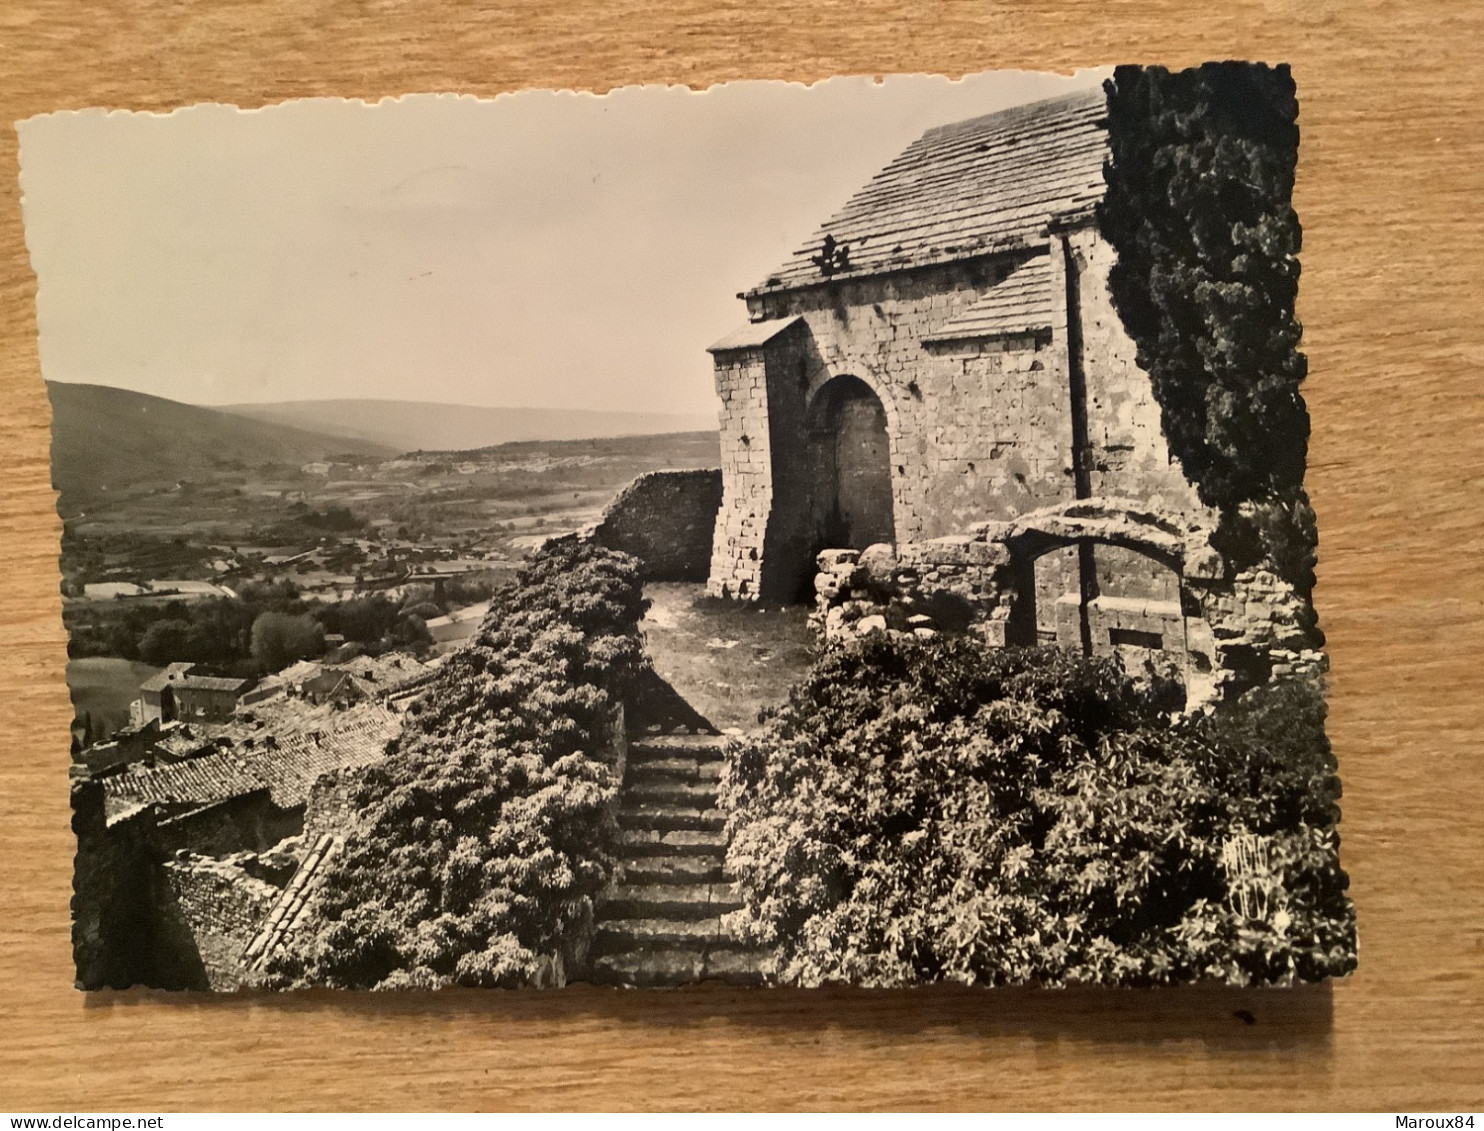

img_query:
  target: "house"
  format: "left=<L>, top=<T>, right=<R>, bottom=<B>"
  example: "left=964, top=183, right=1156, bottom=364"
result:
left=238, top=653, right=436, bottom=710
left=142, top=579, right=231, bottom=600
left=703, top=88, right=1316, bottom=697
left=134, top=663, right=193, bottom=724
left=133, top=663, right=249, bottom=725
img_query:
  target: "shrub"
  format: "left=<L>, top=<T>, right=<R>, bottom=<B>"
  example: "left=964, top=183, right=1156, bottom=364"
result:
left=137, top=619, right=196, bottom=666
left=260, top=537, right=650, bottom=990
left=249, top=611, right=326, bottom=672
left=720, top=635, right=1355, bottom=987
left=314, top=595, right=401, bottom=644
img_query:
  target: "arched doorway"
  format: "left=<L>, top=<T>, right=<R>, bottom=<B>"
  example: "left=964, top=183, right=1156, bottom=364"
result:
left=1005, top=527, right=1189, bottom=686
left=809, top=375, right=895, bottom=552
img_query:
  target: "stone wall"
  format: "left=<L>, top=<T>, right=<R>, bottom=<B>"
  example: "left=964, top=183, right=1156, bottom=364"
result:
left=809, top=498, right=1323, bottom=706
left=590, top=469, right=723, bottom=583
left=159, top=854, right=279, bottom=991
left=709, top=342, right=784, bottom=599
left=1054, top=224, right=1203, bottom=511
left=1202, top=565, right=1328, bottom=689
left=71, top=779, right=175, bottom=989
left=152, top=790, right=301, bottom=858
left=751, top=254, right=1073, bottom=543
left=708, top=224, right=1205, bottom=603
left=73, top=770, right=307, bottom=989
left=303, top=768, right=360, bottom=845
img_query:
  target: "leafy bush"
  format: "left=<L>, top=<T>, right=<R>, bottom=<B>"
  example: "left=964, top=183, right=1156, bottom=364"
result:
left=260, top=537, right=650, bottom=990
left=249, top=611, right=326, bottom=672
left=65, top=587, right=431, bottom=665
left=720, top=635, right=1355, bottom=987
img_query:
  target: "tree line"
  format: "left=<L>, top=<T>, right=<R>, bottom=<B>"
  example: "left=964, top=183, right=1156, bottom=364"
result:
left=61, top=580, right=484, bottom=675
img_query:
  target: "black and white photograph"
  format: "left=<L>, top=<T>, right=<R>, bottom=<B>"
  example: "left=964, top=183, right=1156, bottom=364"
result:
left=20, top=62, right=1357, bottom=992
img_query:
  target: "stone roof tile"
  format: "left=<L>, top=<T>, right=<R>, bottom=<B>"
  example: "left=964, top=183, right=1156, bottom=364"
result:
left=707, top=316, right=804, bottom=353
left=922, top=254, right=1055, bottom=342
left=753, top=88, right=1106, bottom=292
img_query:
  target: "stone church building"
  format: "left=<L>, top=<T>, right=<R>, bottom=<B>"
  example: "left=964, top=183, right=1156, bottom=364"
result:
left=701, top=89, right=1317, bottom=696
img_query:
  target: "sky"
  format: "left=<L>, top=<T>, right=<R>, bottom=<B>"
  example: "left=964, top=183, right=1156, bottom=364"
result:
left=19, top=69, right=1108, bottom=417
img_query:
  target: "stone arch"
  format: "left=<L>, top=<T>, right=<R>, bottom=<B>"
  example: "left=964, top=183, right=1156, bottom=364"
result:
left=802, top=356, right=904, bottom=453
left=1001, top=498, right=1189, bottom=570
left=805, top=375, right=897, bottom=554
left=998, top=500, right=1194, bottom=680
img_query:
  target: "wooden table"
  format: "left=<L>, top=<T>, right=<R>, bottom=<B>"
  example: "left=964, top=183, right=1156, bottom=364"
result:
left=2, top=0, right=1481, bottom=1110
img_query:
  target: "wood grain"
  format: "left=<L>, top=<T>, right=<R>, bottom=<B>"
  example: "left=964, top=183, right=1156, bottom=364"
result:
left=2, top=0, right=1481, bottom=1111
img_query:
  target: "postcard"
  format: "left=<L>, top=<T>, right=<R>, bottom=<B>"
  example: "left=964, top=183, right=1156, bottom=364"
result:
left=19, top=63, right=1356, bottom=990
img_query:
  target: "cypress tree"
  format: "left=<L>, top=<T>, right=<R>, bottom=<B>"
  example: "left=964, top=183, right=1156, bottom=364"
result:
left=1099, top=63, right=1317, bottom=594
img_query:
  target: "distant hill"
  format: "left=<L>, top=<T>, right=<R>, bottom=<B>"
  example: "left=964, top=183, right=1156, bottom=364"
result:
left=215, top=398, right=719, bottom=454
left=47, top=382, right=397, bottom=508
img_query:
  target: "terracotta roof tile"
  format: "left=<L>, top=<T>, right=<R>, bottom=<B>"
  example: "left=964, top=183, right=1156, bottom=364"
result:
left=238, top=704, right=400, bottom=808
left=101, top=703, right=401, bottom=818
left=103, top=750, right=264, bottom=820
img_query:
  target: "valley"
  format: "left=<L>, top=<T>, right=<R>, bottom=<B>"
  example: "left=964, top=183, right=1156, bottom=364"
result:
left=50, top=381, right=721, bottom=733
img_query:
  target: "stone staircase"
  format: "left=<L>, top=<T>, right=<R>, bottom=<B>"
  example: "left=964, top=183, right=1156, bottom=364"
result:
left=243, top=832, right=341, bottom=972
left=590, top=735, right=768, bottom=987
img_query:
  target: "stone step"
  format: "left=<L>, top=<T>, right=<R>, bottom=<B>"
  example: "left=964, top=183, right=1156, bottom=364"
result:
left=627, top=757, right=725, bottom=784
left=617, top=827, right=728, bottom=855
left=617, top=803, right=726, bottom=833
left=601, top=881, right=742, bottom=920
left=629, top=738, right=728, bottom=763
left=625, top=778, right=720, bottom=808
left=619, top=853, right=726, bottom=885
left=589, top=944, right=767, bottom=988
left=631, top=733, right=729, bottom=749
left=592, top=916, right=726, bottom=952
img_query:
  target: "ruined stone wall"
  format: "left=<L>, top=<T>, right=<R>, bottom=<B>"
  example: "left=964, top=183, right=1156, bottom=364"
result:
left=807, top=500, right=1323, bottom=706
left=590, top=469, right=722, bottom=582
left=303, top=766, right=365, bottom=844
left=1204, top=566, right=1327, bottom=686
left=159, top=855, right=279, bottom=991
left=73, top=779, right=282, bottom=990
left=812, top=538, right=1010, bottom=646
left=152, top=790, right=300, bottom=858
left=71, top=779, right=171, bottom=989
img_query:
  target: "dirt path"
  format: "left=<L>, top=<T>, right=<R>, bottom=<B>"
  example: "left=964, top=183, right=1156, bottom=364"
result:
left=639, top=582, right=815, bottom=734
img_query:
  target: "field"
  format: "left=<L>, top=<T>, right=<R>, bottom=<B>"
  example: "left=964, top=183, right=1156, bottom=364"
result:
left=64, top=657, right=163, bottom=738
left=53, top=387, right=725, bottom=733
left=57, top=424, right=722, bottom=598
